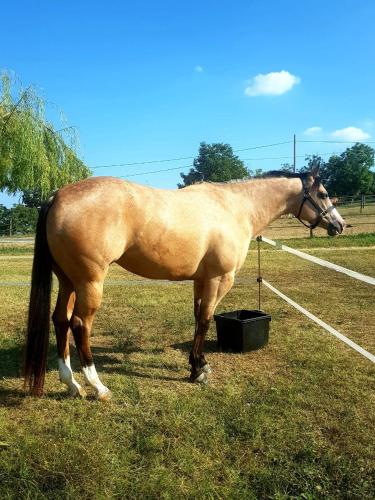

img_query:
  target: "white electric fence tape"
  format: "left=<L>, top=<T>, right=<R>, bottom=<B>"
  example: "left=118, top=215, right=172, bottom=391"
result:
left=261, top=236, right=375, bottom=286
left=262, top=279, right=375, bottom=364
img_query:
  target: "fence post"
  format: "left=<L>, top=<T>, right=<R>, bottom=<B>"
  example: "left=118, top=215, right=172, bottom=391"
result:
left=360, top=194, right=365, bottom=214
left=9, top=213, right=12, bottom=236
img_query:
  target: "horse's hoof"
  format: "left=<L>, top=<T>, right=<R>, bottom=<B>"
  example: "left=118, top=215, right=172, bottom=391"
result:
left=193, top=372, right=208, bottom=385
left=96, top=389, right=112, bottom=402
left=202, top=364, right=212, bottom=374
left=69, top=386, right=87, bottom=399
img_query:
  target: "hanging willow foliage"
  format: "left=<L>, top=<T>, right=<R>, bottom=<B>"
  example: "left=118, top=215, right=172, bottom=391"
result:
left=0, top=73, right=91, bottom=197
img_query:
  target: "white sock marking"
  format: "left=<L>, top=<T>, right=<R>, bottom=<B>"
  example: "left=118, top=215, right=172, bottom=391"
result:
left=58, top=356, right=82, bottom=394
left=82, top=364, right=109, bottom=396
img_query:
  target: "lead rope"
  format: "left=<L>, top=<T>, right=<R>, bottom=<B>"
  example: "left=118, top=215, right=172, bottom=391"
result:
left=256, top=235, right=262, bottom=310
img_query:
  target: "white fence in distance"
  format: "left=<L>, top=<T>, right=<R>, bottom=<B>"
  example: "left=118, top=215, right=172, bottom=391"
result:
left=261, top=236, right=375, bottom=286
left=259, top=236, right=375, bottom=364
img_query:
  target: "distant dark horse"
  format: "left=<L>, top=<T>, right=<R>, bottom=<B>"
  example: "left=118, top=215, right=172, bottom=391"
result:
left=24, top=167, right=345, bottom=399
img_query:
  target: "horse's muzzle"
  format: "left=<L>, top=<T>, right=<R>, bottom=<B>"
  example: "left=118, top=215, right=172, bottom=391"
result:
left=327, top=219, right=345, bottom=236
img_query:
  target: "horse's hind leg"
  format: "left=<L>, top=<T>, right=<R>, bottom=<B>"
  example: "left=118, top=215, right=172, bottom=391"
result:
left=70, top=281, right=111, bottom=401
left=52, top=275, right=86, bottom=398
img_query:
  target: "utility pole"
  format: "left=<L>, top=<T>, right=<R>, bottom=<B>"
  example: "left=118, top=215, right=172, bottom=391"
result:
left=293, top=134, right=296, bottom=173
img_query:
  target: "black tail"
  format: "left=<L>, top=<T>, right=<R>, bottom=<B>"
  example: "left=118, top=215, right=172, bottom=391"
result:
left=24, top=200, right=53, bottom=396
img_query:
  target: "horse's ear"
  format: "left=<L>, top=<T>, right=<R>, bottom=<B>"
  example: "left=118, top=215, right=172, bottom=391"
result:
left=311, top=165, right=320, bottom=178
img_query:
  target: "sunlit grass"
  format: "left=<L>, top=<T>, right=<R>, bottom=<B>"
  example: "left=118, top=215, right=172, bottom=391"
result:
left=0, top=236, right=374, bottom=498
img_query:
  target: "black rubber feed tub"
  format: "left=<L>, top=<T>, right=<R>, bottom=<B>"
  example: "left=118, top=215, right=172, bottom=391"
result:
left=214, top=310, right=271, bottom=353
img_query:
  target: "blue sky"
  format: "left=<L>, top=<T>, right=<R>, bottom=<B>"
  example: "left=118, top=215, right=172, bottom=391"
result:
left=1, top=0, right=375, bottom=206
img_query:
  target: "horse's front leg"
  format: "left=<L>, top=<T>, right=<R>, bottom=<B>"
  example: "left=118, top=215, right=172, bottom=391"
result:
left=190, top=273, right=234, bottom=384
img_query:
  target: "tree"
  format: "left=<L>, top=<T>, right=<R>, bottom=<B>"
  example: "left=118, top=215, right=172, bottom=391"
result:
left=0, top=204, right=10, bottom=235
left=10, top=205, right=39, bottom=234
left=324, top=143, right=374, bottom=195
left=21, top=188, right=44, bottom=209
left=301, top=145, right=375, bottom=195
left=0, top=203, right=39, bottom=235
left=248, top=168, right=264, bottom=178
left=300, top=154, right=328, bottom=180
left=178, top=142, right=249, bottom=188
left=0, top=73, right=91, bottom=198
left=280, top=162, right=294, bottom=173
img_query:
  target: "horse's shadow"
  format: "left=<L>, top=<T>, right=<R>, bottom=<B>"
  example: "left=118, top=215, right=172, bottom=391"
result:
left=170, top=339, right=219, bottom=353
left=0, top=343, right=24, bottom=406
left=93, top=338, right=222, bottom=383
left=0, top=344, right=22, bottom=379
left=92, top=344, right=188, bottom=383
left=0, top=341, right=64, bottom=407
left=0, top=333, right=222, bottom=405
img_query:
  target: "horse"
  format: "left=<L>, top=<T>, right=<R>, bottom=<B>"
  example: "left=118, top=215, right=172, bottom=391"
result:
left=24, top=166, right=345, bottom=399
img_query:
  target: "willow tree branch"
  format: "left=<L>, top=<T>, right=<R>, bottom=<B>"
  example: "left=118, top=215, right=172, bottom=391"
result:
left=0, top=86, right=31, bottom=136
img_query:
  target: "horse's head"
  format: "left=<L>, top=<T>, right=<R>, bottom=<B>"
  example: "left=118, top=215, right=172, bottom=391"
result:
left=296, top=166, right=346, bottom=236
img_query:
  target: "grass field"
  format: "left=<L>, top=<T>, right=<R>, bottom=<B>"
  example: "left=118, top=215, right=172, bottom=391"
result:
left=0, top=233, right=374, bottom=498
left=263, top=204, right=375, bottom=239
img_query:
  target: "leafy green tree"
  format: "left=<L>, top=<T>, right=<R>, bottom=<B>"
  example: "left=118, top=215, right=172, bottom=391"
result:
left=301, top=145, right=375, bottom=195
left=300, top=154, right=328, bottom=179
left=0, top=73, right=91, bottom=198
left=11, top=205, right=39, bottom=234
left=280, top=162, right=294, bottom=173
left=21, top=188, right=44, bottom=209
left=0, top=203, right=40, bottom=235
left=0, top=204, right=39, bottom=235
left=0, top=204, right=10, bottom=235
left=178, top=142, right=249, bottom=188
left=324, top=143, right=374, bottom=195
left=249, top=168, right=264, bottom=178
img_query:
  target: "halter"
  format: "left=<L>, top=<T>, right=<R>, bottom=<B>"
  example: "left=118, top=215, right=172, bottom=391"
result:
left=296, top=180, right=336, bottom=230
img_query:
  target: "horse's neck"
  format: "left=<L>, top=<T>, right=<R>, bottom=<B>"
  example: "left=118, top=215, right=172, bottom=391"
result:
left=230, top=177, right=302, bottom=236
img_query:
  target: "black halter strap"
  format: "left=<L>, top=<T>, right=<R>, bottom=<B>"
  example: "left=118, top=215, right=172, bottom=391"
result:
left=297, top=185, right=336, bottom=230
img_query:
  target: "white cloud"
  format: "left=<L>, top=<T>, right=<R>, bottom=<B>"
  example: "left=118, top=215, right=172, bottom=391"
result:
left=244, top=70, right=300, bottom=96
left=304, top=126, right=322, bottom=136
left=194, top=65, right=204, bottom=73
left=331, top=126, right=370, bottom=141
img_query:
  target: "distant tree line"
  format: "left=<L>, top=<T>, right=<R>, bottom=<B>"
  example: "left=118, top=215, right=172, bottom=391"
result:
left=179, top=141, right=375, bottom=196
left=0, top=204, right=38, bottom=235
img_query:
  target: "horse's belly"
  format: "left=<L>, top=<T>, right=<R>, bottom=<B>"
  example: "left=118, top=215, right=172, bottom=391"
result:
left=116, top=246, right=200, bottom=280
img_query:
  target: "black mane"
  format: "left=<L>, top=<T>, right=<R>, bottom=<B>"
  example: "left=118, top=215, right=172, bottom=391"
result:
left=262, top=170, right=310, bottom=180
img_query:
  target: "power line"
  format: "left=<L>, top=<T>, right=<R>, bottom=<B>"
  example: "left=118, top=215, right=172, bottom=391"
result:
left=119, top=165, right=192, bottom=178
left=90, top=140, right=292, bottom=169
left=116, top=151, right=341, bottom=178
left=299, top=140, right=375, bottom=144
left=233, top=140, right=292, bottom=152
left=90, top=137, right=372, bottom=177
left=241, top=151, right=336, bottom=162
left=91, top=139, right=373, bottom=170
left=92, top=155, right=194, bottom=169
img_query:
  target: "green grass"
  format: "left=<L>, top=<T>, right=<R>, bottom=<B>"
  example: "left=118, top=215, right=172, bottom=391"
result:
left=270, top=232, right=375, bottom=249
left=0, top=239, right=374, bottom=499
left=0, top=245, right=34, bottom=255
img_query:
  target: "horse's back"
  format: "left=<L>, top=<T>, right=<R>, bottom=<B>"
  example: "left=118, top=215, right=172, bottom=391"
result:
left=46, top=177, right=249, bottom=282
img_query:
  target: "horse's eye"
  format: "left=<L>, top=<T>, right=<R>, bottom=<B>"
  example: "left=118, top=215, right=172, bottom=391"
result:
left=318, top=192, right=328, bottom=199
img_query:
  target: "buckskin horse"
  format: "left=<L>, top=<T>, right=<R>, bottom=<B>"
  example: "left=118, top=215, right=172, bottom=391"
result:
left=24, top=167, right=345, bottom=399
